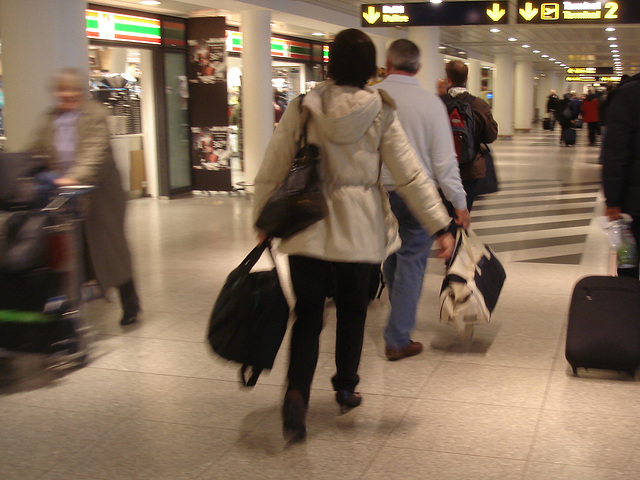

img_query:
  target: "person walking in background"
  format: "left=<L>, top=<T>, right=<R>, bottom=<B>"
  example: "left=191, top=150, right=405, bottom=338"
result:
left=440, top=60, right=498, bottom=211
left=546, top=89, right=559, bottom=131
left=373, top=39, right=470, bottom=361
left=436, top=78, right=450, bottom=96
left=555, top=93, right=575, bottom=146
left=253, top=29, right=454, bottom=442
left=601, top=73, right=640, bottom=278
left=580, top=90, right=600, bottom=146
left=30, top=68, right=140, bottom=326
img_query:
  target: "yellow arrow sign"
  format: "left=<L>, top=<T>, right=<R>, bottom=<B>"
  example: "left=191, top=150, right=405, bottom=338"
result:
left=362, top=6, right=381, bottom=24
left=486, top=3, right=506, bottom=22
left=519, top=2, right=539, bottom=21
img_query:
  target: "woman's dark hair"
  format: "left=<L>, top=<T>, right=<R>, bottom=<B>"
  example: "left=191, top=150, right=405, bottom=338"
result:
left=328, top=29, right=377, bottom=89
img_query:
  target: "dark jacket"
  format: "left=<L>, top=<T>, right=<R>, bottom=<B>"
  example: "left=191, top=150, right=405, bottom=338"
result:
left=441, top=91, right=499, bottom=181
left=601, top=73, right=640, bottom=215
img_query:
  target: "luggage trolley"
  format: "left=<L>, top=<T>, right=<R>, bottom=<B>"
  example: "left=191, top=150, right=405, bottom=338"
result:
left=0, top=158, right=94, bottom=375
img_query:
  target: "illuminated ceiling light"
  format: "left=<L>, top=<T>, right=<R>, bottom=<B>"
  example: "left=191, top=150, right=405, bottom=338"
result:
left=532, top=49, right=541, bottom=53
left=541, top=54, right=549, bottom=58
left=507, top=37, right=517, bottom=42
left=311, top=32, right=325, bottom=36
left=611, top=50, right=619, bottom=53
left=549, top=57, right=556, bottom=61
left=606, top=27, right=616, bottom=32
left=555, top=61, right=561, bottom=64
left=560, top=64, right=566, bottom=67
left=438, top=45, right=446, bottom=50
left=430, top=0, right=443, bottom=3
left=490, top=28, right=500, bottom=33
left=458, top=51, right=466, bottom=55
left=610, top=44, right=618, bottom=48
left=522, top=44, right=530, bottom=48
left=139, top=0, right=160, bottom=4
left=608, top=37, right=617, bottom=41
left=612, top=54, right=620, bottom=57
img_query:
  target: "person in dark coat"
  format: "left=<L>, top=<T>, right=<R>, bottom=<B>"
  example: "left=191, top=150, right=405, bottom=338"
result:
left=441, top=60, right=498, bottom=210
left=30, top=68, right=140, bottom=326
left=601, top=73, right=640, bottom=278
left=555, top=93, right=575, bottom=146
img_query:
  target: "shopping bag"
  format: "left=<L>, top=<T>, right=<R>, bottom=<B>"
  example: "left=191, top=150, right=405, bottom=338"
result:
left=207, top=240, right=290, bottom=387
left=255, top=95, right=328, bottom=239
left=439, top=228, right=506, bottom=336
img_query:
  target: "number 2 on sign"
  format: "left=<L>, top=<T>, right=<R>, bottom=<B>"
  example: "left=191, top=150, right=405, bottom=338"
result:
left=604, top=2, right=619, bottom=19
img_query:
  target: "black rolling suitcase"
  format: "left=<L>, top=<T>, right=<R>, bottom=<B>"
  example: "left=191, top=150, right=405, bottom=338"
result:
left=562, top=128, right=576, bottom=146
left=565, top=276, right=640, bottom=376
left=542, top=117, right=552, bottom=130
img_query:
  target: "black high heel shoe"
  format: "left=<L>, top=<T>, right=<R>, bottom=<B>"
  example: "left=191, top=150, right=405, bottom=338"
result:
left=335, top=390, right=362, bottom=414
left=282, top=390, right=307, bottom=442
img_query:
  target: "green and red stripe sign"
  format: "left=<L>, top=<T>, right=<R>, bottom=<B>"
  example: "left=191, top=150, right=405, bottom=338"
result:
left=225, top=30, right=314, bottom=60
left=86, top=9, right=161, bottom=45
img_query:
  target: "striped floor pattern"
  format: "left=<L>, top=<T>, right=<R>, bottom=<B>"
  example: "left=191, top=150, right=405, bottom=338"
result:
left=472, top=179, right=600, bottom=265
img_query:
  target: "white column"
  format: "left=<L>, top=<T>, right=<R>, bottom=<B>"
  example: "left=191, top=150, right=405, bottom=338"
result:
left=139, top=49, right=159, bottom=198
left=514, top=61, right=534, bottom=131
left=0, top=0, right=88, bottom=151
left=409, top=27, right=441, bottom=94
left=240, top=9, right=273, bottom=192
left=467, top=58, right=482, bottom=96
left=494, top=53, right=514, bottom=138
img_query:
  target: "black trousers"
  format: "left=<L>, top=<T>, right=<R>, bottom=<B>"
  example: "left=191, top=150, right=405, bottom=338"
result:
left=587, top=122, right=599, bottom=145
left=287, top=255, right=376, bottom=404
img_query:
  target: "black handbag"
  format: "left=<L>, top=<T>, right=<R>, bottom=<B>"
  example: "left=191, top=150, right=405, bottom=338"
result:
left=255, top=95, right=328, bottom=239
left=207, top=240, right=290, bottom=387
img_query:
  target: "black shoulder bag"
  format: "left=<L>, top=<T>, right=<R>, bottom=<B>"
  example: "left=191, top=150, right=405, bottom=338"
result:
left=255, top=95, right=328, bottom=239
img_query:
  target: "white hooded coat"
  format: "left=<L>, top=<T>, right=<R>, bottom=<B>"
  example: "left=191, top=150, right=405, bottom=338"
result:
left=253, top=80, right=450, bottom=263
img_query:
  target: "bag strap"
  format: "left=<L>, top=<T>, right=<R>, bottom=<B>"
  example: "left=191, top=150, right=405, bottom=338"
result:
left=297, top=93, right=308, bottom=146
left=240, top=364, right=263, bottom=387
left=236, top=239, right=270, bottom=275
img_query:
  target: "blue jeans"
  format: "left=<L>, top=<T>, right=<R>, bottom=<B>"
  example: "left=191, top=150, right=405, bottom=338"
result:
left=383, top=191, right=435, bottom=349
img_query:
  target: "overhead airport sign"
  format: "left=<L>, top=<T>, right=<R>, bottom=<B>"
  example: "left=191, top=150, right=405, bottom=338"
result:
left=361, top=2, right=509, bottom=27
left=567, top=67, right=614, bottom=74
left=566, top=76, right=622, bottom=82
left=517, top=1, right=640, bottom=24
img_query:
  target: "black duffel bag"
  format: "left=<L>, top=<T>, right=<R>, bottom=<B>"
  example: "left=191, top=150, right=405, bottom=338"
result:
left=207, top=240, right=290, bottom=387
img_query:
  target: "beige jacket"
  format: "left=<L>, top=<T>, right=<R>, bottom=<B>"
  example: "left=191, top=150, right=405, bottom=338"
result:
left=253, top=81, right=450, bottom=263
left=30, top=99, right=133, bottom=291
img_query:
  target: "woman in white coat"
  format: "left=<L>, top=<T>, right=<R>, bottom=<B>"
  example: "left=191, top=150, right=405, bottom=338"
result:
left=253, top=29, right=454, bottom=442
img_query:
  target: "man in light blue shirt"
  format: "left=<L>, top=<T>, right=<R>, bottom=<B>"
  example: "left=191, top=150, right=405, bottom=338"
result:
left=374, top=39, right=470, bottom=360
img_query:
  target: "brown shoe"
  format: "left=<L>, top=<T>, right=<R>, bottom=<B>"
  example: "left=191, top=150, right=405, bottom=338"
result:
left=385, top=341, right=423, bottom=361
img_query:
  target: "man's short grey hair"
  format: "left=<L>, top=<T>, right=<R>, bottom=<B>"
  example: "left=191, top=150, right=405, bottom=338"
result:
left=386, top=39, right=420, bottom=74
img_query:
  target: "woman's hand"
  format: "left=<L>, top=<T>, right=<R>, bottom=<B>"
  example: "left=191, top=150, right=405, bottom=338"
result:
left=257, top=231, right=269, bottom=244
left=53, top=177, right=80, bottom=187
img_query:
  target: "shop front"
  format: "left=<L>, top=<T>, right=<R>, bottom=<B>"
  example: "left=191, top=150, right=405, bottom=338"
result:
left=86, top=5, right=190, bottom=198
left=225, top=30, right=326, bottom=186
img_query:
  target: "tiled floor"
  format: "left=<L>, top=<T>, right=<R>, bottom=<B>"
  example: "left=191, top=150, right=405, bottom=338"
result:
left=1, top=125, right=636, bottom=479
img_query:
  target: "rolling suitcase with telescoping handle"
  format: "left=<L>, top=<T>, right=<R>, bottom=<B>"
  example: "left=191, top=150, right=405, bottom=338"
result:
left=565, top=275, right=640, bottom=376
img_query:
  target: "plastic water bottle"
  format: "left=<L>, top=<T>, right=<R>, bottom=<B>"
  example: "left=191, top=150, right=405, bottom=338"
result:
left=608, top=218, right=638, bottom=269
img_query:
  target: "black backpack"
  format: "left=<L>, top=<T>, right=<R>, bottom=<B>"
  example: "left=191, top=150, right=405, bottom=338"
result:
left=442, top=94, right=477, bottom=164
